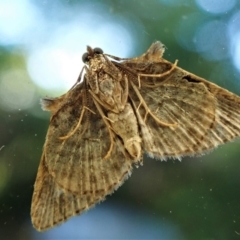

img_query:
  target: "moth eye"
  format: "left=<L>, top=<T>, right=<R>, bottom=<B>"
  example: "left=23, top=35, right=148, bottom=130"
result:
left=82, top=52, right=89, bottom=63
left=94, top=47, right=103, bottom=54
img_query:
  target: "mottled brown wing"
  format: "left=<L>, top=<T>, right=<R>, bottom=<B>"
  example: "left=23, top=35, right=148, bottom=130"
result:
left=31, top=83, right=132, bottom=231
left=122, top=42, right=240, bottom=159
left=133, top=69, right=240, bottom=159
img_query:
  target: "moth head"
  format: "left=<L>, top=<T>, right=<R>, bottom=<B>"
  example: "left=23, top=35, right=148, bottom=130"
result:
left=82, top=46, right=104, bottom=64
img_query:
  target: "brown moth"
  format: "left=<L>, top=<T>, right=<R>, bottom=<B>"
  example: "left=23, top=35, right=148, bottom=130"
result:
left=31, top=41, right=240, bottom=231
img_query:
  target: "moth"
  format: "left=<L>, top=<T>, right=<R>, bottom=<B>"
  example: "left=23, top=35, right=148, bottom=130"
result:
left=31, top=41, right=240, bottom=231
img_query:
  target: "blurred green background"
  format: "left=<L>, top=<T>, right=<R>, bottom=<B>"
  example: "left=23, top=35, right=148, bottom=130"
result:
left=0, top=0, right=240, bottom=239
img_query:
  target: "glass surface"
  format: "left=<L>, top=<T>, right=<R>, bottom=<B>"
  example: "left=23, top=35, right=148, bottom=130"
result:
left=0, top=0, right=240, bottom=239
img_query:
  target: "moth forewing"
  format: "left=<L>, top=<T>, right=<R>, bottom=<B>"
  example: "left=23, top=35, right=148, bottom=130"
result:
left=31, top=41, right=240, bottom=231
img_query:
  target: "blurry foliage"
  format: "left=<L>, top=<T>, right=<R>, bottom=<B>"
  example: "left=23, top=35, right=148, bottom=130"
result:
left=1, top=0, right=240, bottom=239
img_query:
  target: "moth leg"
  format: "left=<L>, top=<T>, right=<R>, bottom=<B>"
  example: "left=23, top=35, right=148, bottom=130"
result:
left=59, top=106, right=95, bottom=140
left=130, top=97, right=157, bottom=156
left=130, top=63, right=152, bottom=72
left=102, top=55, right=124, bottom=81
left=88, top=89, right=119, bottom=113
left=90, top=92, right=115, bottom=160
left=121, top=74, right=129, bottom=107
left=69, top=66, right=86, bottom=91
left=130, top=81, right=178, bottom=127
left=138, top=60, right=178, bottom=88
left=104, top=54, right=134, bottom=61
